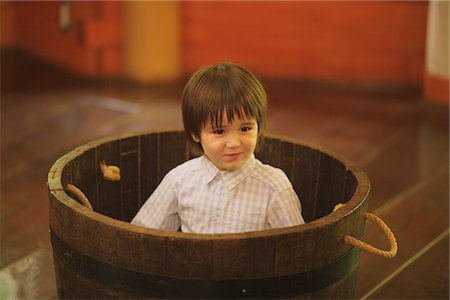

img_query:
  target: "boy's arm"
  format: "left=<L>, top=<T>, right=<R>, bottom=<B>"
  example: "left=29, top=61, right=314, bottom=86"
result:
left=130, top=174, right=180, bottom=231
left=267, top=187, right=305, bottom=228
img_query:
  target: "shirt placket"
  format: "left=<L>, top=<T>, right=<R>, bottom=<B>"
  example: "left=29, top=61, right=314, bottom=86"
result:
left=212, top=173, right=227, bottom=232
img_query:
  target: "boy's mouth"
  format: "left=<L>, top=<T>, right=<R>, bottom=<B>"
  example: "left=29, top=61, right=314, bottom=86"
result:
left=225, top=152, right=242, bottom=158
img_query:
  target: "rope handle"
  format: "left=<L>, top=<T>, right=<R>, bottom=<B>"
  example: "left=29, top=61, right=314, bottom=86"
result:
left=100, top=161, right=121, bottom=181
left=334, top=203, right=398, bottom=258
left=345, top=213, right=398, bottom=258
left=66, top=184, right=93, bottom=211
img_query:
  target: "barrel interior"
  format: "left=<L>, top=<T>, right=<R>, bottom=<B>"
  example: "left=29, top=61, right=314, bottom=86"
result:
left=63, top=131, right=357, bottom=223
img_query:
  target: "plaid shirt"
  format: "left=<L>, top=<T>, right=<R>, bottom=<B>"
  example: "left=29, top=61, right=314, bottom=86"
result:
left=131, top=154, right=305, bottom=234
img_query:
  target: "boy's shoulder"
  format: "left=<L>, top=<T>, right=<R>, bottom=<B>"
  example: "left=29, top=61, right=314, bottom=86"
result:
left=168, top=156, right=203, bottom=177
left=251, top=159, right=292, bottom=190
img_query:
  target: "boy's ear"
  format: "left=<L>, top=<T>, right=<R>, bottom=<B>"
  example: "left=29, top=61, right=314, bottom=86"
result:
left=191, top=134, right=200, bottom=143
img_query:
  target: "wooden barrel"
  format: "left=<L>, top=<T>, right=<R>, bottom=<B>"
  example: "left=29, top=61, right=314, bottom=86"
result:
left=48, top=130, right=370, bottom=299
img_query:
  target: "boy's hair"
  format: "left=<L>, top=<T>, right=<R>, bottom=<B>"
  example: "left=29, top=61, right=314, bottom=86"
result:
left=182, top=62, right=267, bottom=155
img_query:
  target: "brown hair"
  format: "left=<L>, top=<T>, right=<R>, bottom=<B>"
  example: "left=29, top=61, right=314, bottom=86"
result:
left=182, top=63, right=267, bottom=154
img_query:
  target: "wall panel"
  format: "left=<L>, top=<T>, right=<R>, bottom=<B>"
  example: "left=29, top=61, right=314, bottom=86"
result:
left=181, top=1, right=428, bottom=85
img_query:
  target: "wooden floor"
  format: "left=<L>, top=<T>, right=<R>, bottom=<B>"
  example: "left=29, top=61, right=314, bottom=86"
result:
left=1, top=49, right=449, bottom=299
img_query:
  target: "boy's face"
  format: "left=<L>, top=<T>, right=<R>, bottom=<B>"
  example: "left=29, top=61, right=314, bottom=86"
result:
left=195, top=112, right=258, bottom=171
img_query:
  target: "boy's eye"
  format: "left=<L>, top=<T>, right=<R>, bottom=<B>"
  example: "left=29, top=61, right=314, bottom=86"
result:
left=240, top=127, right=252, bottom=132
left=213, top=129, right=225, bottom=135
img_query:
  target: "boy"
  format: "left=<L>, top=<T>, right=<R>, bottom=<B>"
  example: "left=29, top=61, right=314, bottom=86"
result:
left=131, top=63, right=304, bottom=233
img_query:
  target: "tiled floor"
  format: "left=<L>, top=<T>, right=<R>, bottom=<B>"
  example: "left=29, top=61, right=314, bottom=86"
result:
left=1, top=49, right=449, bottom=299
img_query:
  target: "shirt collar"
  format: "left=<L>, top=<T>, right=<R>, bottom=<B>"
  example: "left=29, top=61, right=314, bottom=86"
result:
left=201, top=155, right=220, bottom=184
left=201, top=154, right=256, bottom=190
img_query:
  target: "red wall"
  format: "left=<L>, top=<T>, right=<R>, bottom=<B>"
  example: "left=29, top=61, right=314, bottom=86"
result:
left=2, top=1, right=429, bottom=85
left=181, top=1, right=428, bottom=85
left=11, top=1, right=122, bottom=77
left=0, top=1, right=16, bottom=47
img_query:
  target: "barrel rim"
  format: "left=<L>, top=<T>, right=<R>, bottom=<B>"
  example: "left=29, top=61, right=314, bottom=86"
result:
left=48, top=129, right=370, bottom=241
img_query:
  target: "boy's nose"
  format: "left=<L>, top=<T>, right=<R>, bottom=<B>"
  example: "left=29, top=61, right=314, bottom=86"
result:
left=226, top=133, right=241, bottom=148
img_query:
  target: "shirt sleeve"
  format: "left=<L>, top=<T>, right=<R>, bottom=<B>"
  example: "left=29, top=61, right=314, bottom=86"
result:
left=267, top=187, right=305, bottom=228
left=130, top=171, right=180, bottom=231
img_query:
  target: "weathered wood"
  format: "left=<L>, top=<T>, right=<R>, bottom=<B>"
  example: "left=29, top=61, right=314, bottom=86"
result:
left=158, top=131, right=188, bottom=181
left=255, top=136, right=281, bottom=167
left=292, top=143, right=320, bottom=222
left=119, top=136, right=140, bottom=222
left=96, top=140, right=121, bottom=219
left=278, top=139, right=296, bottom=180
left=66, top=147, right=98, bottom=209
left=316, top=152, right=347, bottom=218
left=48, top=130, right=370, bottom=298
left=139, top=133, right=158, bottom=208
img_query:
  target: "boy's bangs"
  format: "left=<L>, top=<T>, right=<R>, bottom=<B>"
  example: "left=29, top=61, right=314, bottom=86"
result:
left=208, top=102, right=256, bottom=129
left=206, top=82, right=257, bottom=128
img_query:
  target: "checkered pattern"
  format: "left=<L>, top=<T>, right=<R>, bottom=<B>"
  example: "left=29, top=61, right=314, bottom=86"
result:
left=131, top=154, right=305, bottom=233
